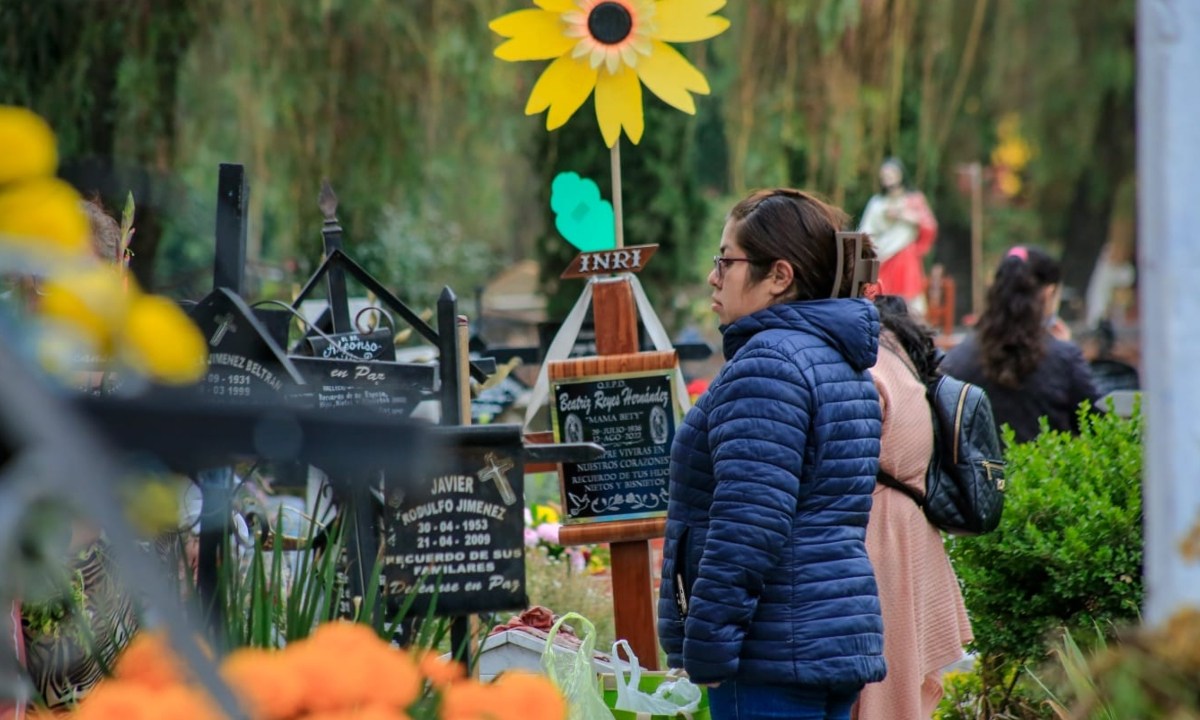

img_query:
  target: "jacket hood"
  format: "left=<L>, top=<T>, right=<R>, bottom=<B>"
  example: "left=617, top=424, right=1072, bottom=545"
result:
left=722, top=299, right=880, bottom=371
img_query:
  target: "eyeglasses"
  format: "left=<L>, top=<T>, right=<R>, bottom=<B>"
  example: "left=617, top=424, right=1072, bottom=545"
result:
left=712, top=255, right=758, bottom=282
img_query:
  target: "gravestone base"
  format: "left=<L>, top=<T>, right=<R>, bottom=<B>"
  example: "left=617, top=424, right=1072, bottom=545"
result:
left=466, top=627, right=622, bottom=682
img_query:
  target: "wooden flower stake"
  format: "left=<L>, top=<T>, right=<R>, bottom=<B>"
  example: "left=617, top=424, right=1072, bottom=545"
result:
left=611, top=142, right=624, bottom=249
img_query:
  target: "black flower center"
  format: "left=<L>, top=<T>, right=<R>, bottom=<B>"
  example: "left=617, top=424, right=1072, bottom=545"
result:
left=588, top=2, right=633, bottom=45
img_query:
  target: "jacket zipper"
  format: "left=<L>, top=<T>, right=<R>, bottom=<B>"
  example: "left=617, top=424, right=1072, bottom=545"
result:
left=952, top=383, right=969, bottom=465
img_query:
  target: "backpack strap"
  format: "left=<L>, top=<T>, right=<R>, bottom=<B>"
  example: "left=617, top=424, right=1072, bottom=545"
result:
left=876, top=339, right=934, bottom=510
left=876, top=470, right=925, bottom=506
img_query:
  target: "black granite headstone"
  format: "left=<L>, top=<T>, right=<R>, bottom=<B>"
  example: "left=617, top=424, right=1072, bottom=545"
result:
left=550, top=370, right=677, bottom=524
left=382, top=436, right=527, bottom=617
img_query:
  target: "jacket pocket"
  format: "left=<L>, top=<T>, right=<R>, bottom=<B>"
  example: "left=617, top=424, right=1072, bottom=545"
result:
left=673, top=527, right=691, bottom=619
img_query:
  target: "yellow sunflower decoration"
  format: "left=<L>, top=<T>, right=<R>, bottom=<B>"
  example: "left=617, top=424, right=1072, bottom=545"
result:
left=490, top=0, right=730, bottom=147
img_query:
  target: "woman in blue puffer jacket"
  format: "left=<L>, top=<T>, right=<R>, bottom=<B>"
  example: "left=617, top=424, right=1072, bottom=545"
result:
left=658, top=189, right=887, bottom=720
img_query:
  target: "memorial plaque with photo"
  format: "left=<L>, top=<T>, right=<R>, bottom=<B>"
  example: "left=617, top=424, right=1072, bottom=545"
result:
left=550, top=369, right=677, bottom=524
left=287, top=357, right=433, bottom=416
left=190, top=288, right=302, bottom=404
left=382, top=445, right=527, bottom=617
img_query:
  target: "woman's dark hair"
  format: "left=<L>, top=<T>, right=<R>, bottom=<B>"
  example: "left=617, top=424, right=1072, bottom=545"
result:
left=874, top=295, right=940, bottom=384
left=977, top=246, right=1063, bottom=387
left=727, top=188, right=876, bottom=301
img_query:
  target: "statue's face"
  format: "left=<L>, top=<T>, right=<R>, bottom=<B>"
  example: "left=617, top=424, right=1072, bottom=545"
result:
left=880, top=163, right=903, bottom=190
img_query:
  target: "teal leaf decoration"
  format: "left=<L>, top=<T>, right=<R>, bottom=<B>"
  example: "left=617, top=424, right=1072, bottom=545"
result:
left=550, top=172, right=616, bottom=252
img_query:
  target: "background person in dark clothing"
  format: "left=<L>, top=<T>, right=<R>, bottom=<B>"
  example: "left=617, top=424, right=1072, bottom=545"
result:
left=941, top=246, right=1103, bottom=443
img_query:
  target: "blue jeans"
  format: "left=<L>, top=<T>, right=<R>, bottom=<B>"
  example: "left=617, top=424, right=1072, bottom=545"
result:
left=708, top=682, right=861, bottom=720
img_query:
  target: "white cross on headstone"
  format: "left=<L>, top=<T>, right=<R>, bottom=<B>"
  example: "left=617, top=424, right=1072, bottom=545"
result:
left=210, top=313, right=238, bottom=347
left=477, top=452, right=516, bottom=506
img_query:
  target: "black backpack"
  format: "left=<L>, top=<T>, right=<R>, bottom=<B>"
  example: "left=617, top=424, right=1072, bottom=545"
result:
left=877, top=352, right=1007, bottom=536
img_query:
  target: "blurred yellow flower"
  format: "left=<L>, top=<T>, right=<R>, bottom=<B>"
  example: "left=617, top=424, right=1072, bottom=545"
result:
left=991, top=137, right=1033, bottom=173
left=122, top=294, right=208, bottom=385
left=0, top=105, right=58, bottom=185
left=997, top=171, right=1023, bottom=198
left=122, top=478, right=188, bottom=537
left=996, top=112, right=1021, bottom=140
left=491, top=0, right=729, bottom=147
left=0, top=177, right=89, bottom=254
left=533, top=504, right=560, bottom=525
left=38, top=265, right=132, bottom=351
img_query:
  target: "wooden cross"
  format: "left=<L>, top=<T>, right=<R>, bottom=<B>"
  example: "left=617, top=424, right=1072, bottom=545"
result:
left=530, top=245, right=668, bottom=670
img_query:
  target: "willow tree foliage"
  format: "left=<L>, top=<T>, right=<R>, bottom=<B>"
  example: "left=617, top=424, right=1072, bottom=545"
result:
left=1, top=0, right=1134, bottom=319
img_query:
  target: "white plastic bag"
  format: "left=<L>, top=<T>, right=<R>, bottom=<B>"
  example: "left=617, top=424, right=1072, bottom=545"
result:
left=541, top=612, right=616, bottom=720
left=611, top=640, right=702, bottom=716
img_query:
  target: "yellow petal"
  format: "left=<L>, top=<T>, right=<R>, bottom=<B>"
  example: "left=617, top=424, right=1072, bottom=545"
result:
left=39, top=265, right=131, bottom=350
left=0, top=178, right=89, bottom=255
left=595, top=66, right=643, bottom=147
left=0, top=106, right=58, bottom=184
left=636, top=40, right=710, bottom=114
left=526, top=54, right=598, bottom=130
left=122, top=294, right=208, bottom=384
left=534, top=0, right=576, bottom=11
left=491, top=10, right=574, bottom=61
left=655, top=0, right=730, bottom=43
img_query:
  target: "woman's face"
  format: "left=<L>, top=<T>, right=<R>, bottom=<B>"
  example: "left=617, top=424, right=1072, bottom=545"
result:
left=879, top=164, right=903, bottom=191
left=709, top=219, right=782, bottom=326
left=1042, top=282, right=1062, bottom=319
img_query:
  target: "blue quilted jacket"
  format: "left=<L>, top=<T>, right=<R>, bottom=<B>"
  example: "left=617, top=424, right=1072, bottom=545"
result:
left=657, top=299, right=886, bottom=687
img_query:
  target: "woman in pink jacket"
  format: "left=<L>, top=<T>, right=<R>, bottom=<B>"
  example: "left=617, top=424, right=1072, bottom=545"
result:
left=853, top=296, right=973, bottom=720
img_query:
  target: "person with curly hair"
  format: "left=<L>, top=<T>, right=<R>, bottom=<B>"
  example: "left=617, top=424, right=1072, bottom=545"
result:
left=940, top=246, right=1103, bottom=443
left=852, top=296, right=972, bottom=720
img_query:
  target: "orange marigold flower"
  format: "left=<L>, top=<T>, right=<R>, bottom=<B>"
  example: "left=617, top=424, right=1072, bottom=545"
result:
left=113, top=631, right=192, bottom=690
left=302, top=705, right=409, bottom=720
left=222, top=648, right=306, bottom=720
left=439, top=681, right=496, bottom=720
left=292, top=622, right=420, bottom=712
left=489, top=672, right=567, bottom=720
left=417, top=652, right=465, bottom=688
left=154, top=686, right=226, bottom=720
left=289, top=636, right=381, bottom=713
left=307, top=621, right=382, bottom=653
left=73, top=683, right=159, bottom=720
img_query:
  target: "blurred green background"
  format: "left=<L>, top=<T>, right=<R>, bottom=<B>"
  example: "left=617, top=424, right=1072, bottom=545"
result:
left=0, top=0, right=1135, bottom=332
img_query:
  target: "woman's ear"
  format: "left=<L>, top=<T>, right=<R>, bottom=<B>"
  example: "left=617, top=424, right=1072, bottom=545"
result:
left=769, top=259, right=794, bottom=297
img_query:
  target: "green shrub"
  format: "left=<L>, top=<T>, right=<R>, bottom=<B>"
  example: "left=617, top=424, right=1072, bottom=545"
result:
left=946, top=401, right=1143, bottom=713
